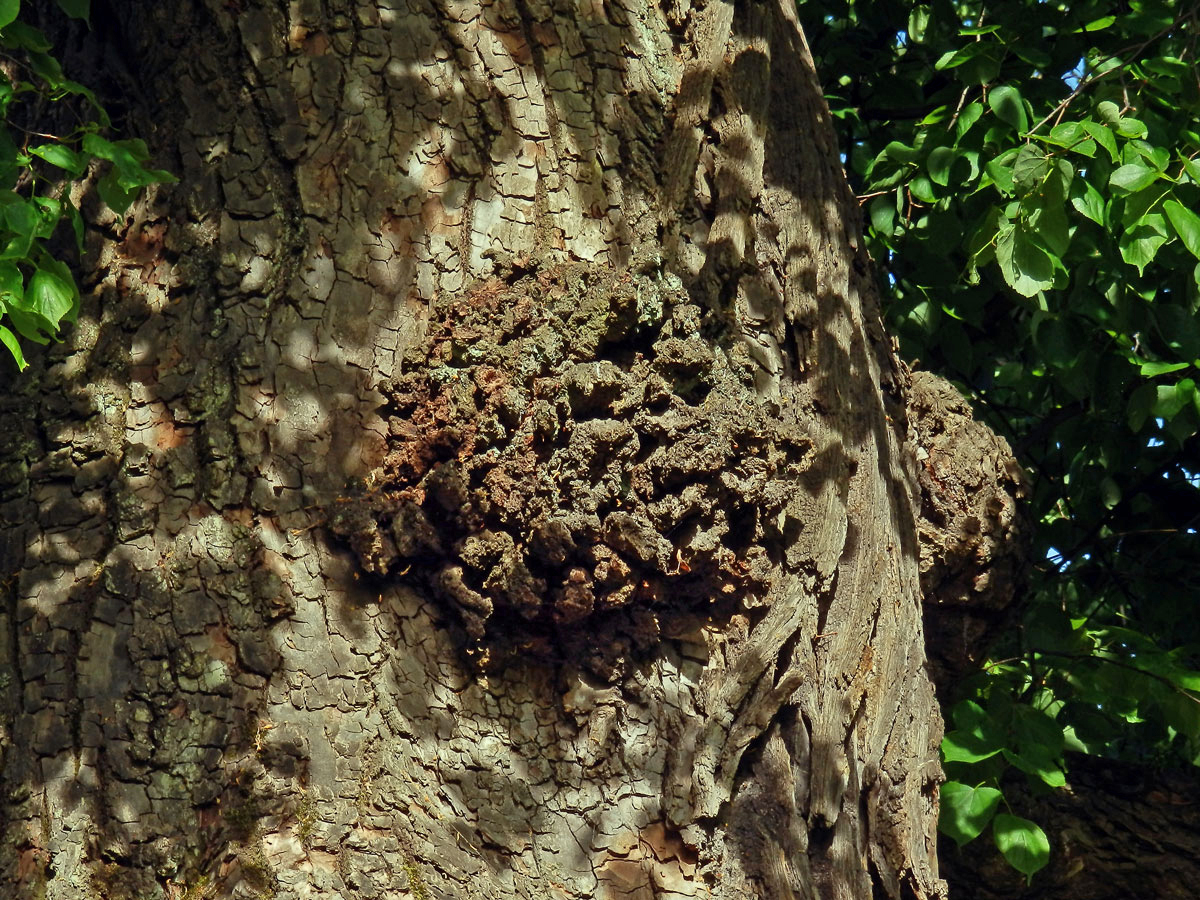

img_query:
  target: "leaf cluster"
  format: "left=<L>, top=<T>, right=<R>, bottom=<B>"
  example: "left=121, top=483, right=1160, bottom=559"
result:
left=801, top=0, right=1200, bottom=880
left=0, top=0, right=174, bottom=370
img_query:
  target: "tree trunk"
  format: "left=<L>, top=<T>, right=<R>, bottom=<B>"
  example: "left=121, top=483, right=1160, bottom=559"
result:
left=0, top=2, right=948, bottom=898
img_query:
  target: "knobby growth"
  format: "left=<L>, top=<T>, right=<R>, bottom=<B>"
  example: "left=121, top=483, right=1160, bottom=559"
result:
left=330, top=258, right=816, bottom=676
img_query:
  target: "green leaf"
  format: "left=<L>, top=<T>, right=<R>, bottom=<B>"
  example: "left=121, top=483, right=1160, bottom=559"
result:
left=0, top=322, right=25, bottom=369
left=1071, top=179, right=1106, bottom=225
left=959, top=24, right=1000, bottom=36
left=1075, top=15, right=1116, bottom=32
left=5, top=306, right=51, bottom=343
left=0, top=0, right=18, bottom=30
left=1109, top=163, right=1159, bottom=194
left=985, top=148, right=1020, bottom=196
left=1128, top=381, right=1158, bottom=431
left=997, top=224, right=1054, bottom=297
left=65, top=200, right=83, bottom=254
left=1016, top=43, right=1052, bottom=68
left=870, top=197, right=896, bottom=236
left=943, top=700, right=1007, bottom=762
left=1096, top=100, right=1121, bottom=125
left=1012, top=147, right=1050, bottom=194
left=907, top=5, right=930, bottom=43
left=1033, top=318, right=1081, bottom=367
left=0, top=201, right=36, bottom=261
left=1026, top=605, right=1090, bottom=654
left=1120, top=185, right=1165, bottom=229
left=1100, top=476, right=1121, bottom=509
left=29, top=143, right=85, bottom=176
left=3, top=199, right=37, bottom=237
left=58, top=79, right=102, bottom=115
left=989, top=85, right=1029, bottom=134
left=942, top=730, right=1003, bottom=763
left=1026, top=171, right=1070, bottom=257
left=1002, top=748, right=1068, bottom=787
left=1, top=21, right=50, bottom=52
left=1071, top=136, right=1097, bottom=158
left=1164, top=200, right=1200, bottom=260
left=1143, top=56, right=1189, bottom=77
left=27, top=265, right=75, bottom=328
left=0, top=260, right=20, bottom=302
left=1130, top=141, right=1169, bottom=172
left=1117, top=117, right=1148, bottom=139
left=1140, top=360, right=1190, bottom=377
left=1119, top=215, right=1169, bottom=274
left=883, top=140, right=921, bottom=165
left=27, top=51, right=65, bottom=89
left=30, top=196, right=61, bottom=239
left=969, top=206, right=1006, bottom=262
left=1046, top=121, right=1085, bottom=148
left=956, top=102, right=983, bottom=139
left=934, top=50, right=961, bottom=71
left=993, top=814, right=1050, bottom=880
left=910, top=175, right=936, bottom=203
left=939, top=782, right=1002, bottom=847
left=928, top=146, right=958, bottom=187
left=54, top=0, right=89, bottom=20
left=936, top=44, right=999, bottom=81
left=918, top=106, right=950, bottom=128
left=1153, top=382, right=1192, bottom=422
left=97, top=169, right=139, bottom=215
left=1082, top=120, right=1119, bottom=161
left=83, top=134, right=173, bottom=191
left=104, top=135, right=148, bottom=164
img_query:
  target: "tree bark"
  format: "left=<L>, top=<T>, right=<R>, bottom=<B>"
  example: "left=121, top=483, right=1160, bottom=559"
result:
left=0, top=2, right=948, bottom=898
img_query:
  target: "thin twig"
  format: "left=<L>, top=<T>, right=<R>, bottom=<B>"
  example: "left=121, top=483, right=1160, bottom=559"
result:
left=1026, top=10, right=1188, bottom=139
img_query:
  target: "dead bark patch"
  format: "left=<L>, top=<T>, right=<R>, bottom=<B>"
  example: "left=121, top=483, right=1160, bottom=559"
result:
left=330, top=259, right=814, bottom=676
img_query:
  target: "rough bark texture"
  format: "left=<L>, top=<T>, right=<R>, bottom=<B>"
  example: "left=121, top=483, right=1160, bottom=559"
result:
left=0, top=2, right=950, bottom=898
left=906, top=370, right=1028, bottom=693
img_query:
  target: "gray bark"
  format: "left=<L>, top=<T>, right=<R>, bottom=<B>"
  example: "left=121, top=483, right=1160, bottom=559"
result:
left=0, top=2, right=949, bottom=898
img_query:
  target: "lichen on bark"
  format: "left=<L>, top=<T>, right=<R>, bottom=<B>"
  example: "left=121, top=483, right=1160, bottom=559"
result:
left=330, top=256, right=815, bottom=676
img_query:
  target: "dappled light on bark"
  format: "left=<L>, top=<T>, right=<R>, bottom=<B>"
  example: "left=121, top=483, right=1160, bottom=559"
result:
left=0, top=2, right=998, bottom=898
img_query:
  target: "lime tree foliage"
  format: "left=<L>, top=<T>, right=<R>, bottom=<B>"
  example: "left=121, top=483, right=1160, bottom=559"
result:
left=801, top=0, right=1200, bottom=881
left=0, top=0, right=173, bottom=371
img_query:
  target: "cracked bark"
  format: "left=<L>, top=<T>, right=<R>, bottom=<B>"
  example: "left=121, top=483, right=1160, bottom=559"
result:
left=0, top=2, right=962, bottom=898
